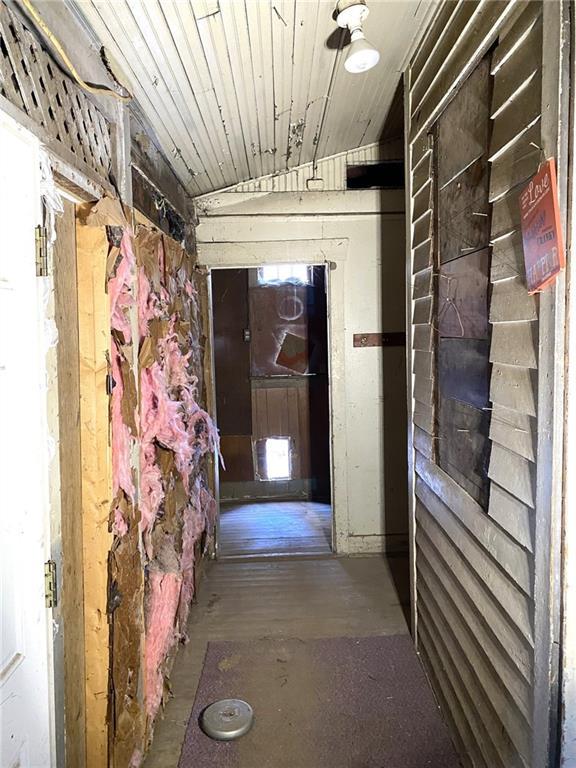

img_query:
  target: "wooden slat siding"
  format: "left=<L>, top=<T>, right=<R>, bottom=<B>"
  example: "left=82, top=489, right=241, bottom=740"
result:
left=490, top=362, right=538, bottom=417
left=489, top=482, right=534, bottom=552
left=412, top=136, right=431, bottom=169
left=413, top=323, right=433, bottom=352
left=412, top=295, right=433, bottom=325
left=412, top=154, right=432, bottom=195
left=415, top=459, right=532, bottom=597
left=413, top=350, right=434, bottom=380
left=412, top=267, right=433, bottom=300
left=410, top=0, right=460, bottom=86
left=413, top=425, right=434, bottom=459
left=414, top=475, right=534, bottom=637
left=491, top=2, right=542, bottom=74
left=410, top=1, right=481, bottom=115
left=411, top=209, right=432, bottom=249
left=412, top=238, right=432, bottom=273
left=489, top=123, right=542, bottom=203
left=490, top=404, right=536, bottom=463
left=488, top=443, right=536, bottom=508
left=418, top=563, right=532, bottom=755
left=418, top=582, right=530, bottom=767
left=491, top=18, right=542, bottom=117
left=412, top=179, right=433, bottom=222
left=490, top=321, right=538, bottom=369
left=413, top=374, right=434, bottom=406
left=413, top=401, right=434, bottom=434
left=491, top=186, right=524, bottom=239
left=491, top=232, right=528, bottom=281
left=417, top=634, right=479, bottom=768
left=410, top=2, right=517, bottom=143
left=417, top=603, right=510, bottom=768
left=417, top=538, right=532, bottom=720
left=490, top=277, right=538, bottom=322
left=415, top=501, right=533, bottom=682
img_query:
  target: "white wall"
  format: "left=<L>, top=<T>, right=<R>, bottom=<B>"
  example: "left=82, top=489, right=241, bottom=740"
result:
left=196, top=189, right=407, bottom=554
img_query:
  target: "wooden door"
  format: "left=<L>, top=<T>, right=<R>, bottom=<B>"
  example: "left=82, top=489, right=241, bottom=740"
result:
left=0, top=112, right=54, bottom=767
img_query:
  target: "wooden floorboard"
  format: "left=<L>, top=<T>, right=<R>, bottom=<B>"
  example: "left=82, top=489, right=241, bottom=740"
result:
left=144, top=554, right=410, bottom=767
left=219, top=501, right=332, bottom=558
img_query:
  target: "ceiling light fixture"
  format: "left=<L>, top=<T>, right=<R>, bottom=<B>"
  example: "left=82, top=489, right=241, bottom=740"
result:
left=336, top=1, right=380, bottom=75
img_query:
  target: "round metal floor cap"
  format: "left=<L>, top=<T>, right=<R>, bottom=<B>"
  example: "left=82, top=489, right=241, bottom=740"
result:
left=200, top=699, right=254, bottom=741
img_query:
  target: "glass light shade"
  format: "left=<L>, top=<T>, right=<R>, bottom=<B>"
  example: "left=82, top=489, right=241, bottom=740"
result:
left=344, top=29, right=380, bottom=74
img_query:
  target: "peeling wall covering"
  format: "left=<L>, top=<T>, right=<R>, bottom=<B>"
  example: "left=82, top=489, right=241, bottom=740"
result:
left=92, top=198, right=217, bottom=765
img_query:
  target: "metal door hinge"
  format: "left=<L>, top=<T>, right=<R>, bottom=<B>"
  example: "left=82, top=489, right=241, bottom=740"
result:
left=35, top=225, right=49, bottom=277
left=44, top=560, right=57, bottom=608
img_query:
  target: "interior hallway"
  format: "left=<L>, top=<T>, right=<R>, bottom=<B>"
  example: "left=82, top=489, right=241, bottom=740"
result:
left=144, top=554, right=410, bottom=767
left=219, top=501, right=332, bottom=558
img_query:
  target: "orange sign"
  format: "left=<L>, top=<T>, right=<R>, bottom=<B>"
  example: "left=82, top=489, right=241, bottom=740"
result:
left=519, top=158, right=565, bottom=294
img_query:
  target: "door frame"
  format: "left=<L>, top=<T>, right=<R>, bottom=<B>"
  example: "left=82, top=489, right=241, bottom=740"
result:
left=206, top=255, right=341, bottom=554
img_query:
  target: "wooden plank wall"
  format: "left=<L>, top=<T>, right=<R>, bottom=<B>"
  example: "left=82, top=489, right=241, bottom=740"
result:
left=407, top=3, right=545, bottom=767
left=251, top=378, right=311, bottom=480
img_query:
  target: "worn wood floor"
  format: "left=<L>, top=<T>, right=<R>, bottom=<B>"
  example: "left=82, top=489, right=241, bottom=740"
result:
left=219, top=500, right=332, bottom=558
left=144, top=554, right=410, bottom=767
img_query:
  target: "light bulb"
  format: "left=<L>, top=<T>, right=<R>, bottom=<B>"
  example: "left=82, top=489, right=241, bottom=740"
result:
left=344, top=28, right=380, bottom=74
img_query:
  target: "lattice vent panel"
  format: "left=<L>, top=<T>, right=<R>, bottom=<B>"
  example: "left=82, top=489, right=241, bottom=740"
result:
left=0, top=2, right=112, bottom=180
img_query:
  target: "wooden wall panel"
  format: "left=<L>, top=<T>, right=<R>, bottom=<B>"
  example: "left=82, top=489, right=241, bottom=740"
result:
left=251, top=378, right=311, bottom=480
left=407, top=3, right=546, bottom=767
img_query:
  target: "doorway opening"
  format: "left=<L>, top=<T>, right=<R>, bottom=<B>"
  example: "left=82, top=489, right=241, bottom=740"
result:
left=211, top=265, right=332, bottom=559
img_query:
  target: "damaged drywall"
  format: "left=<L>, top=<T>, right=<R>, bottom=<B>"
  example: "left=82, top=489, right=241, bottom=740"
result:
left=82, top=197, right=218, bottom=766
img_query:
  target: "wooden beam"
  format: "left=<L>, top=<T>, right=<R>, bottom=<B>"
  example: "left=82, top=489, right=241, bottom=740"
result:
left=54, top=200, right=87, bottom=768
left=76, top=207, right=112, bottom=768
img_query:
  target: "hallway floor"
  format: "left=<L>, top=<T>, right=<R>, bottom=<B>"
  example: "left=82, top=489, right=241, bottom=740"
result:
left=144, top=554, right=411, bottom=767
left=219, top=500, right=332, bottom=558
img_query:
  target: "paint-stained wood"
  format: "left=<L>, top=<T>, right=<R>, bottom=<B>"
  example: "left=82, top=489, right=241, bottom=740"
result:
left=54, top=200, right=86, bottom=768
left=76, top=209, right=113, bottom=767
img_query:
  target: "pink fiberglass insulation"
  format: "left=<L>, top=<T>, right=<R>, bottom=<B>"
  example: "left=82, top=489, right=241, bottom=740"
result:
left=137, top=267, right=159, bottom=339
left=177, top=479, right=217, bottom=630
left=144, top=569, right=182, bottom=718
left=109, top=230, right=135, bottom=343
left=111, top=337, right=135, bottom=505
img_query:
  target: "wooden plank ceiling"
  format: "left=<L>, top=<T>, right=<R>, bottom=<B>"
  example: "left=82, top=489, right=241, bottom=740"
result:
left=71, top=0, right=436, bottom=196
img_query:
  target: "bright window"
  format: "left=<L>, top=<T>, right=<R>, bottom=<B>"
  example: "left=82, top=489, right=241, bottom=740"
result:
left=264, top=437, right=291, bottom=480
left=258, top=264, right=311, bottom=285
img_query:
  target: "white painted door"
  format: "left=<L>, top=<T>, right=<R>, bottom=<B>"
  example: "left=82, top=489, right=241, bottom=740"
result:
left=0, top=113, right=54, bottom=766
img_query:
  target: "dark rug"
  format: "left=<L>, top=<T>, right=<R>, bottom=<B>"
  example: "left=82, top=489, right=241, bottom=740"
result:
left=178, top=634, right=461, bottom=768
